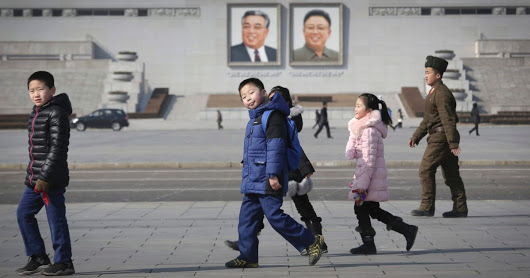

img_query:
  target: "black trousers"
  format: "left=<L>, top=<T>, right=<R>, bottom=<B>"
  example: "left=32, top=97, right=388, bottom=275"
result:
left=469, top=123, right=479, bottom=135
left=314, top=122, right=331, bottom=138
left=256, top=193, right=320, bottom=233
left=354, top=201, right=398, bottom=234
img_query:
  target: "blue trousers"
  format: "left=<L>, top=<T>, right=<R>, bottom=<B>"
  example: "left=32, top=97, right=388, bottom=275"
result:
left=237, top=194, right=314, bottom=263
left=17, top=187, right=72, bottom=263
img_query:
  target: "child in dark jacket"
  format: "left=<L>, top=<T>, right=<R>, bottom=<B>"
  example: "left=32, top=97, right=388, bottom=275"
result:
left=225, top=85, right=328, bottom=255
left=225, top=78, right=325, bottom=268
left=16, top=71, right=75, bottom=276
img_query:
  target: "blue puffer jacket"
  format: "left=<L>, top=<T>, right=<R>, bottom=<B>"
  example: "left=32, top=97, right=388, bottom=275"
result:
left=241, top=94, right=290, bottom=196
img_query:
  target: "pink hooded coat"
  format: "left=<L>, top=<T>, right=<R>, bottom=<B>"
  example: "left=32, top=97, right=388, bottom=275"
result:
left=345, top=110, right=389, bottom=202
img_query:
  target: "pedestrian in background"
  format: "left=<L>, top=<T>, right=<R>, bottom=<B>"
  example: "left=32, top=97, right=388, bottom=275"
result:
left=217, top=110, right=223, bottom=130
left=469, top=103, right=480, bottom=136
left=345, top=93, right=418, bottom=255
left=312, top=110, right=321, bottom=129
left=16, top=71, right=75, bottom=276
left=314, top=101, right=332, bottom=138
left=392, top=108, right=403, bottom=130
left=409, top=55, right=468, bottom=218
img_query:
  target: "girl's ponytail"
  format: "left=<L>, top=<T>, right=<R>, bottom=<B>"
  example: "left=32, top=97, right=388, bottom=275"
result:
left=378, top=100, right=393, bottom=126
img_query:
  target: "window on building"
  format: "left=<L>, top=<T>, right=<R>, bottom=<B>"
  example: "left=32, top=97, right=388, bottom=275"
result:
left=77, top=9, right=92, bottom=16
left=477, top=8, right=492, bottom=14
left=138, top=9, right=148, bottom=16
left=506, top=7, right=516, bottom=15
left=52, top=9, right=62, bottom=16
left=421, top=8, right=431, bottom=15
left=93, top=10, right=108, bottom=16
left=445, top=8, right=460, bottom=15
left=461, top=8, right=476, bottom=15
left=32, top=9, right=42, bottom=16
left=13, top=9, right=23, bottom=16
left=109, top=9, right=125, bottom=16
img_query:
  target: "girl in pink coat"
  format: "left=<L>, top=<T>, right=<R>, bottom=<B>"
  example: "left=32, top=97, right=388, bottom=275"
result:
left=345, top=93, right=418, bottom=255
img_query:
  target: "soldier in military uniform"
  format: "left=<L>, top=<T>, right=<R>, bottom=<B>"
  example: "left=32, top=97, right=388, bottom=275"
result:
left=408, top=56, right=468, bottom=218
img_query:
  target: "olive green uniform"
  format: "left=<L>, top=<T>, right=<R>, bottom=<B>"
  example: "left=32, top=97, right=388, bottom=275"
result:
left=410, top=81, right=468, bottom=213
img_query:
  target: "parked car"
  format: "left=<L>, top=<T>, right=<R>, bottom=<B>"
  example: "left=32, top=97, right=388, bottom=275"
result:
left=70, top=109, right=129, bottom=131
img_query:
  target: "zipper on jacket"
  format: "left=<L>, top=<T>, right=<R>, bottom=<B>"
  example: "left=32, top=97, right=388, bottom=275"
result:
left=29, top=107, right=38, bottom=186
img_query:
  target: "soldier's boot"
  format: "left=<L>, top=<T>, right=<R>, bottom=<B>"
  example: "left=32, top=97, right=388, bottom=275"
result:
left=350, top=227, right=376, bottom=255
left=388, top=217, right=418, bottom=251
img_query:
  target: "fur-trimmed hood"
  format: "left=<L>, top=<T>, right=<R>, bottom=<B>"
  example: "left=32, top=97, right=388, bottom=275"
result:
left=347, top=110, right=387, bottom=139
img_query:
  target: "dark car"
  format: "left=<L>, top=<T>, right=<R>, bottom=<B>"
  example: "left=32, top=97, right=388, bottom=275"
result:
left=70, top=109, right=129, bottom=131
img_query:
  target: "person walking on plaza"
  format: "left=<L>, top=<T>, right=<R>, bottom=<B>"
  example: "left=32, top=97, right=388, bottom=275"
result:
left=391, top=108, right=404, bottom=130
left=312, top=109, right=321, bottom=129
left=225, top=78, right=325, bottom=268
left=217, top=110, right=224, bottom=130
left=345, top=93, right=418, bottom=255
left=409, top=56, right=468, bottom=218
left=469, top=103, right=480, bottom=136
left=225, top=85, right=328, bottom=255
left=16, top=71, right=75, bottom=276
left=314, top=101, right=332, bottom=138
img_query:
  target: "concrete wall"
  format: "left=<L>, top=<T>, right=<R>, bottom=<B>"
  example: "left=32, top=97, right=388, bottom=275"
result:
left=1, top=0, right=529, bottom=98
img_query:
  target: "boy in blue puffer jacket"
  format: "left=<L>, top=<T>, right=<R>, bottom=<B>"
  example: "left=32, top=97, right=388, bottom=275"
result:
left=225, top=78, right=325, bottom=268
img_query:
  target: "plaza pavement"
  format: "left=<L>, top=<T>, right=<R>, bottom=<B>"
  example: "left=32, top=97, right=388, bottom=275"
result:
left=0, top=200, right=529, bottom=277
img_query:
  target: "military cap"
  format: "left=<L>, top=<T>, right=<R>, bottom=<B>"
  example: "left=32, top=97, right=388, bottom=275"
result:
left=425, top=55, right=448, bottom=73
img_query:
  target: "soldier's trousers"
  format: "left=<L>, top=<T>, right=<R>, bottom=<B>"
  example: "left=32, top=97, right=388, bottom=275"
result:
left=419, top=142, right=468, bottom=213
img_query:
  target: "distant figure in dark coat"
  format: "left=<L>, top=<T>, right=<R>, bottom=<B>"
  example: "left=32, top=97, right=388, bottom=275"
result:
left=312, top=110, right=321, bottom=129
left=217, top=110, right=223, bottom=130
left=468, top=103, right=480, bottom=136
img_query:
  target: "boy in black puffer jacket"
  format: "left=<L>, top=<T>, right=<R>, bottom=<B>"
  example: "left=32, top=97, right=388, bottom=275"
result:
left=16, top=71, right=75, bottom=276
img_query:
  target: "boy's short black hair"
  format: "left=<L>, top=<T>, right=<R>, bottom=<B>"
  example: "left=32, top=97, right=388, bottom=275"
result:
left=238, top=78, right=265, bottom=95
left=322, top=101, right=327, bottom=105
left=28, top=71, right=54, bottom=89
left=303, top=10, right=331, bottom=27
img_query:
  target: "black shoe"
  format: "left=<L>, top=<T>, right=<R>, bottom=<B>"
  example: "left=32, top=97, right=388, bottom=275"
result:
left=314, top=134, right=317, bottom=138
left=328, top=136, right=333, bottom=139
left=224, top=240, right=239, bottom=251
left=15, top=254, right=51, bottom=275
left=225, top=259, right=258, bottom=268
left=41, top=260, right=75, bottom=276
left=350, top=236, right=377, bottom=255
left=442, top=210, right=468, bottom=218
left=391, top=219, right=419, bottom=251
left=411, top=209, right=434, bottom=217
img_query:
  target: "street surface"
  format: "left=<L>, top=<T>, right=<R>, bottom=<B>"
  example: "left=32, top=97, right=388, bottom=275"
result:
left=1, top=166, right=529, bottom=204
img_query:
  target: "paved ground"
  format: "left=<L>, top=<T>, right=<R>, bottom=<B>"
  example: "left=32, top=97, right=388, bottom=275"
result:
left=0, top=200, right=529, bottom=277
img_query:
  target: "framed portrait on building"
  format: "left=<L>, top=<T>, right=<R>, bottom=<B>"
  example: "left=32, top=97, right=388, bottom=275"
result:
left=290, top=3, right=343, bottom=66
left=227, top=3, right=281, bottom=66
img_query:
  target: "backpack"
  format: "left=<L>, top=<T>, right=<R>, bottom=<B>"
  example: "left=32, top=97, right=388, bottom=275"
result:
left=261, top=110, right=302, bottom=172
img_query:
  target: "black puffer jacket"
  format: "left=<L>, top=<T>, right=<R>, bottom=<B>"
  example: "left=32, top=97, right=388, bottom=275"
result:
left=288, top=105, right=316, bottom=183
left=25, top=93, right=72, bottom=188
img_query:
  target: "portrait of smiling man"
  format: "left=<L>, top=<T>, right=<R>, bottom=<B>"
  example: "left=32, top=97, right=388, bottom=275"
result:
left=292, top=8, right=340, bottom=63
left=230, top=10, right=277, bottom=63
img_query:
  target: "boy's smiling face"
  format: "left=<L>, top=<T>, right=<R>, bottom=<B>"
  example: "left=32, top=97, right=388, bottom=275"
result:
left=28, top=80, right=55, bottom=107
left=239, top=83, right=266, bottom=109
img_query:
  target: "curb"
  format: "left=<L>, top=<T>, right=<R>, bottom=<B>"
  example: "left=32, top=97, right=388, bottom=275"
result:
left=1, top=160, right=529, bottom=170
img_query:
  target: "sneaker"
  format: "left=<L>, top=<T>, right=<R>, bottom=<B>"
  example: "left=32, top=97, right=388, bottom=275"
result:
left=301, top=242, right=328, bottom=256
left=224, top=240, right=239, bottom=251
left=410, top=209, right=434, bottom=217
left=307, top=234, right=324, bottom=266
left=15, top=254, right=51, bottom=275
left=41, top=260, right=75, bottom=276
left=225, top=259, right=258, bottom=268
left=442, top=210, right=468, bottom=218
